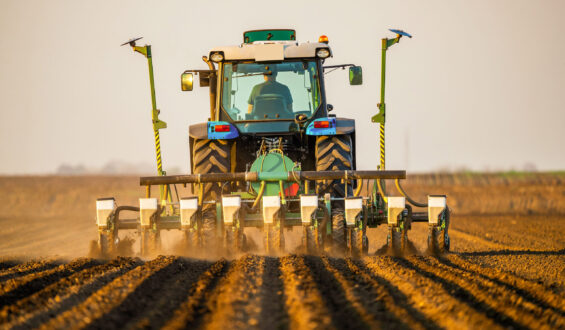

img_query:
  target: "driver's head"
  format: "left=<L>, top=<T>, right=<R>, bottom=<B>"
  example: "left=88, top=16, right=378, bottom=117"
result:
left=263, top=68, right=277, bottom=82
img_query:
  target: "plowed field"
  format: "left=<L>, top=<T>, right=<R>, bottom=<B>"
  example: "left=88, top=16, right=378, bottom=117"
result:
left=0, top=174, right=564, bottom=329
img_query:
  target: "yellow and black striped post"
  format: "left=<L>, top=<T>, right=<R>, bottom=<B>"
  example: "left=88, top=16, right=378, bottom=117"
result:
left=379, top=123, right=385, bottom=170
left=154, top=127, right=163, bottom=174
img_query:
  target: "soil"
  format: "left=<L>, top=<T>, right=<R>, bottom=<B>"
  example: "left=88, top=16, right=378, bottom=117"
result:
left=0, top=174, right=563, bottom=329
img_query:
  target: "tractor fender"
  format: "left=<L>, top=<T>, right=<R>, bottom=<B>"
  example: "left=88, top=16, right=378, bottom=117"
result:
left=306, top=117, right=355, bottom=136
left=336, top=118, right=355, bottom=135
left=188, top=123, right=208, bottom=139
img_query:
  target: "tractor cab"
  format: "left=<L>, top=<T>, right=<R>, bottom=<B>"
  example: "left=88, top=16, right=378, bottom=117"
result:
left=221, top=60, right=320, bottom=133
left=181, top=29, right=362, bottom=134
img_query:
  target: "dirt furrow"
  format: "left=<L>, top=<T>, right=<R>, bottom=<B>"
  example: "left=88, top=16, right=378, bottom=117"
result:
left=4, top=257, right=141, bottom=329
left=88, top=258, right=202, bottom=329
left=446, top=254, right=565, bottom=312
left=450, top=229, right=524, bottom=251
left=301, top=255, right=372, bottom=329
left=343, top=258, right=435, bottom=330
left=0, top=258, right=125, bottom=323
left=259, top=257, right=288, bottom=329
left=392, top=256, right=529, bottom=329
left=0, top=260, right=61, bottom=283
left=279, top=255, right=334, bottom=329
left=197, top=255, right=266, bottom=329
left=0, top=262, right=18, bottom=271
left=317, top=256, right=393, bottom=329
left=162, top=259, right=228, bottom=330
left=410, top=256, right=564, bottom=329
left=363, top=256, right=503, bottom=329
left=37, top=256, right=177, bottom=330
left=121, top=258, right=216, bottom=329
left=0, top=258, right=100, bottom=308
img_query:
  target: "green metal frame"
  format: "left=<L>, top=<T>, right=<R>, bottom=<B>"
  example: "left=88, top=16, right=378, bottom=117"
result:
left=371, top=32, right=409, bottom=170
left=127, top=43, right=173, bottom=214
left=370, top=31, right=411, bottom=207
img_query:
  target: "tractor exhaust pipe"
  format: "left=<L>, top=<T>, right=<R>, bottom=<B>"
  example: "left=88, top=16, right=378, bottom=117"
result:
left=202, top=56, right=217, bottom=120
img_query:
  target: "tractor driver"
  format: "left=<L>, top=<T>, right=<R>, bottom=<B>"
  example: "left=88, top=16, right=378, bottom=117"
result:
left=247, top=69, right=293, bottom=114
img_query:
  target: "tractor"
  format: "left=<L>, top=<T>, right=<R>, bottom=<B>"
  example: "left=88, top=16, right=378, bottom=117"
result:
left=94, top=29, right=450, bottom=257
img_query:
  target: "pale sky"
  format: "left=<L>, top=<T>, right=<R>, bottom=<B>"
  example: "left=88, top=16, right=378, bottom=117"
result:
left=1, top=0, right=564, bottom=174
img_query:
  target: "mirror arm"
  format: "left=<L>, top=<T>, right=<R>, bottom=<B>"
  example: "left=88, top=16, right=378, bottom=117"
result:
left=323, top=64, right=357, bottom=74
left=323, top=64, right=357, bottom=70
left=182, top=69, right=215, bottom=74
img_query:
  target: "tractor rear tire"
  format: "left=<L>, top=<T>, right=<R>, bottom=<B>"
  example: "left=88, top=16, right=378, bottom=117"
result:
left=315, top=135, right=353, bottom=252
left=192, top=138, right=231, bottom=247
left=315, top=135, right=353, bottom=197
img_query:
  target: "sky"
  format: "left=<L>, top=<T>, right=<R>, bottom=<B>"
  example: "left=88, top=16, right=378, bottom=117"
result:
left=0, top=0, right=564, bottom=174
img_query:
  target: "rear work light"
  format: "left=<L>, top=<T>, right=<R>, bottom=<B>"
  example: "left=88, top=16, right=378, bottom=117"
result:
left=214, top=124, right=231, bottom=132
left=316, top=48, right=330, bottom=58
left=314, top=120, right=330, bottom=128
left=210, top=52, right=224, bottom=62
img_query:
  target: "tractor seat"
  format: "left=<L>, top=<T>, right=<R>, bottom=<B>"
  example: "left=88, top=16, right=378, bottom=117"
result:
left=253, top=94, right=289, bottom=120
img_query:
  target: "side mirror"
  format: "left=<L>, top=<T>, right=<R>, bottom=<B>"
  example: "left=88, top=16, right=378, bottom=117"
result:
left=181, top=72, right=193, bottom=91
left=349, top=66, right=362, bottom=85
left=327, top=104, right=334, bottom=112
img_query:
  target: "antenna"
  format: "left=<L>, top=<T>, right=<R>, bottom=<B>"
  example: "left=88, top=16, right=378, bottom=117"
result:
left=388, top=29, right=412, bottom=38
left=120, top=37, right=143, bottom=47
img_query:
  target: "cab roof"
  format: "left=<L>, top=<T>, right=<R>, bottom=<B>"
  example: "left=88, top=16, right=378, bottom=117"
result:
left=209, top=41, right=332, bottom=62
